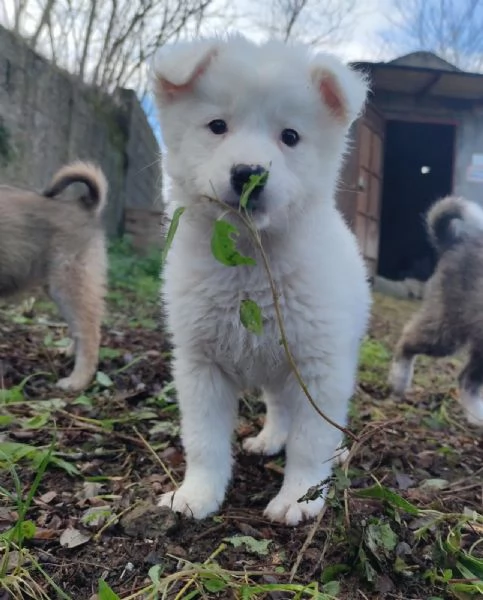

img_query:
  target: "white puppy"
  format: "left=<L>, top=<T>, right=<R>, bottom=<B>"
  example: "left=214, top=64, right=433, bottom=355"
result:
left=153, top=34, right=371, bottom=525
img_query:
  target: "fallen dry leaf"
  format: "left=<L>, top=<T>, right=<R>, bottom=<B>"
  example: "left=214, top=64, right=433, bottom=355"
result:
left=34, top=527, right=60, bottom=540
left=39, top=491, right=58, bottom=504
left=59, top=527, right=91, bottom=548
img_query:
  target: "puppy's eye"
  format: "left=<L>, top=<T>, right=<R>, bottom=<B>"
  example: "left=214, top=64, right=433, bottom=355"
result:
left=208, top=119, right=228, bottom=135
left=281, top=128, right=300, bottom=147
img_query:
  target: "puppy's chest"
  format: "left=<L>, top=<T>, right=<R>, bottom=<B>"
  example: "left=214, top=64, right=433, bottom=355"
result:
left=171, top=263, right=290, bottom=382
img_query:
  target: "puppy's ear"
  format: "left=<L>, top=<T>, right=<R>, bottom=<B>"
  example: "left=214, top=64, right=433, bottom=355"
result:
left=311, top=55, right=369, bottom=125
left=153, top=40, right=218, bottom=104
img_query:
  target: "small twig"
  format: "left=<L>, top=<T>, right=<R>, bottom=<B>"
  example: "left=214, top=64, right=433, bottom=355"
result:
left=111, top=354, right=146, bottom=376
left=343, top=486, right=350, bottom=528
left=58, top=409, right=146, bottom=448
left=54, top=449, right=122, bottom=461
left=133, top=426, right=179, bottom=489
left=289, top=499, right=329, bottom=582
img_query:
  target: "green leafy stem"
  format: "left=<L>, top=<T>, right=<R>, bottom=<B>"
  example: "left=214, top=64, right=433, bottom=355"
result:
left=162, top=174, right=356, bottom=441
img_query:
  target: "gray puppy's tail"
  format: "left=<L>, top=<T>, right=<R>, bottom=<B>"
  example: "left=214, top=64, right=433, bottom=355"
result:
left=42, top=160, right=108, bottom=216
left=426, top=195, right=483, bottom=254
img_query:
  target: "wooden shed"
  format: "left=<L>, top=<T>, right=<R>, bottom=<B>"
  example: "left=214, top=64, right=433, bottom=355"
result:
left=338, top=51, right=483, bottom=283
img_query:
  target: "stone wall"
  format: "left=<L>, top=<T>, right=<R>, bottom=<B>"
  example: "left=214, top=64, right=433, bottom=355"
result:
left=0, top=26, right=161, bottom=236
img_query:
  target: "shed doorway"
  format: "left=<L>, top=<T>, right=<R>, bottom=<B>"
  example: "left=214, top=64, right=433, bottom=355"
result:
left=377, top=120, right=456, bottom=281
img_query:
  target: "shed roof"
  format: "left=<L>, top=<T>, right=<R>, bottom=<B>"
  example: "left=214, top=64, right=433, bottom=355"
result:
left=388, top=51, right=461, bottom=72
left=352, top=52, right=483, bottom=101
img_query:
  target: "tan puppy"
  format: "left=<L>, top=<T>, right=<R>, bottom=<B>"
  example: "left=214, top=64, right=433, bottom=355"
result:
left=0, top=161, right=108, bottom=391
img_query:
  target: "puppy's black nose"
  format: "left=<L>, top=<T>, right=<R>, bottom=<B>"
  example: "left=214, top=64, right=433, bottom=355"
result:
left=230, top=164, right=267, bottom=198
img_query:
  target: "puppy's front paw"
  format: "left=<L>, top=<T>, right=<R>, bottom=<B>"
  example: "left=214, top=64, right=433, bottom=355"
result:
left=158, top=482, right=222, bottom=520
left=242, top=429, right=286, bottom=456
left=263, top=487, right=325, bottom=526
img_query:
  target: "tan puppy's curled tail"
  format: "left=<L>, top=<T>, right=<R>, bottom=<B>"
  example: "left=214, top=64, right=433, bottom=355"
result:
left=42, top=161, right=108, bottom=216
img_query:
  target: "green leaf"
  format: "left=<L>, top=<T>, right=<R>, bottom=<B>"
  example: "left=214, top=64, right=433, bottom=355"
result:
left=239, top=299, right=263, bottom=335
left=458, top=553, right=483, bottom=580
left=50, top=456, right=81, bottom=476
left=73, top=395, right=94, bottom=407
left=358, top=547, right=377, bottom=582
left=161, top=206, right=185, bottom=265
left=321, top=564, right=350, bottom=583
left=0, top=385, right=24, bottom=404
left=354, top=484, right=420, bottom=515
left=99, top=347, right=122, bottom=360
left=98, top=579, right=121, bottom=600
left=148, top=564, right=164, bottom=585
left=365, top=521, right=398, bottom=560
left=20, top=520, right=36, bottom=540
left=211, top=220, right=256, bottom=267
left=96, top=371, right=114, bottom=388
left=240, top=172, right=269, bottom=209
left=0, top=415, right=15, bottom=427
left=21, top=413, right=50, bottom=429
left=322, top=580, right=341, bottom=596
left=0, top=441, right=81, bottom=476
left=204, top=577, right=228, bottom=593
left=224, top=535, right=271, bottom=556
left=0, top=441, right=39, bottom=464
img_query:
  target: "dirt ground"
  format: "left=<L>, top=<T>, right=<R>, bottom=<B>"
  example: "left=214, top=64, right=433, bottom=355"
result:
left=0, top=290, right=482, bottom=600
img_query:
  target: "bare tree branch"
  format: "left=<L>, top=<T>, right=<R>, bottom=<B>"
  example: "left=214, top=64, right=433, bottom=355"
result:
left=78, top=0, right=97, bottom=80
left=4, top=0, right=222, bottom=92
left=12, top=0, right=29, bottom=32
left=255, top=0, right=364, bottom=48
left=30, top=0, right=55, bottom=49
left=383, top=0, right=483, bottom=71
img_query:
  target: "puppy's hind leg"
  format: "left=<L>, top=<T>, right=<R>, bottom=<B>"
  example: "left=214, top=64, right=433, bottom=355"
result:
left=389, top=310, right=455, bottom=396
left=264, top=356, right=353, bottom=526
left=242, top=386, right=291, bottom=456
left=49, top=244, right=106, bottom=392
left=458, top=347, right=483, bottom=426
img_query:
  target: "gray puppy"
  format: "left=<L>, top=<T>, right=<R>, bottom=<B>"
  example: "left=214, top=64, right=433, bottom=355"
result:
left=388, top=195, right=483, bottom=426
left=0, top=161, right=108, bottom=391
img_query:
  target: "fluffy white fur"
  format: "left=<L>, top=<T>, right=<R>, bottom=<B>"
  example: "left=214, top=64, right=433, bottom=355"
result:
left=153, top=34, right=371, bottom=525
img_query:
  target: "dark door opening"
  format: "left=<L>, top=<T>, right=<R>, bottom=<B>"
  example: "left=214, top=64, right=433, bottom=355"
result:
left=377, top=120, right=456, bottom=281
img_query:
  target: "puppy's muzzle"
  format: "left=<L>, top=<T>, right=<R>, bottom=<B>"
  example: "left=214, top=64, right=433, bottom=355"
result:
left=230, top=164, right=267, bottom=209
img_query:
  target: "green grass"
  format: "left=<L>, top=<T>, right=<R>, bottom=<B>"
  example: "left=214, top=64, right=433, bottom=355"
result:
left=105, top=237, right=161, bottom=328
left=358, top=337, right=392, bottom=387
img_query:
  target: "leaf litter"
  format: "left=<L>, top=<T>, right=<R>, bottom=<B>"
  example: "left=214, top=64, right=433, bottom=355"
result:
left=0, top=292, right=481, bottom=599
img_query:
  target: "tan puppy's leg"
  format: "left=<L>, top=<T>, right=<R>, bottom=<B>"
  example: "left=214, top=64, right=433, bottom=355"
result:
left=48, top=242, right=106, bottom=392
